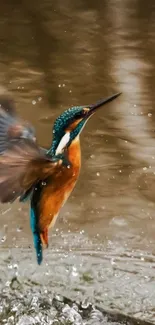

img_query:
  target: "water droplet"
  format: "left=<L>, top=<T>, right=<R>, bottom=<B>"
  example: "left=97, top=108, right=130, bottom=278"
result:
left=72, top=266, right=78, bottom=277
left=1, top=236, right=6, bottom=243
left=143, top=167, right=147, bottom=171
left=16, top=226, right=22, bottom=232
left=5, top=281, right=11, bottom=287
left=96, top=172, right=100, bottom=176
left=111, top=258, right=116, bottom=265
left=2, top=208, right=11, bottom=215
left=148, top=113, right=152, bottom=117
left=38, top=96, right=42, bottom=101
left=32, top=100, right=36, bottom=105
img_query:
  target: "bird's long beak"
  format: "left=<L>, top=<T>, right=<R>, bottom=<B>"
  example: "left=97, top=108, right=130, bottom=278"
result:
left=86, top=92, right=121, bottom=117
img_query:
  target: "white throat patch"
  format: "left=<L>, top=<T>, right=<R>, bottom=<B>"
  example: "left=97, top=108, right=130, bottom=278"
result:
left=55, top=132, right=70, bottom=155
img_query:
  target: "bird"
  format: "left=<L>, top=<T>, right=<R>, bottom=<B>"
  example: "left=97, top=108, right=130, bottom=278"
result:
left=0, top=92, right=121, bottom=264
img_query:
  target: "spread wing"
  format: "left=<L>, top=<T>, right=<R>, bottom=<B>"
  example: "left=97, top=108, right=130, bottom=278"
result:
left=0, top=96, right=36, bottom=153
left=0, top=139, right=63, bottom=203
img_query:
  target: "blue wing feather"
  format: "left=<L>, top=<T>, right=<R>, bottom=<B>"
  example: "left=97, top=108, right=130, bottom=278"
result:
left=30, top=207, right=43, bottom=265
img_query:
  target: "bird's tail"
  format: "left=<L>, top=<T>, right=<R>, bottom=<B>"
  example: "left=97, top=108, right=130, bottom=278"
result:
left=30, top=207, right=43, bottom=265
left=30, top=207, right=49, bottom=265
left=33, top=232, right=43, bottom=265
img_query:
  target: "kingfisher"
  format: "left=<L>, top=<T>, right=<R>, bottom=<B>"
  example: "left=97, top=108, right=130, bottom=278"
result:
left=0, top=92, right=121, bottom=264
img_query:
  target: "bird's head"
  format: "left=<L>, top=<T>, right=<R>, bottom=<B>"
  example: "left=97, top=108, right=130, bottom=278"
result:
left=49, top=92, right=121, bottom=157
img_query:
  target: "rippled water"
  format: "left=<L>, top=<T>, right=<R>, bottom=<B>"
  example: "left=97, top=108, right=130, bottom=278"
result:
left=1, top=0, right=155, bottom=323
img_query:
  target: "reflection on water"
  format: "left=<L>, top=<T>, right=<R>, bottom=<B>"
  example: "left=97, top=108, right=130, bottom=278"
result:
left=1, top=0, right=155, bottom=322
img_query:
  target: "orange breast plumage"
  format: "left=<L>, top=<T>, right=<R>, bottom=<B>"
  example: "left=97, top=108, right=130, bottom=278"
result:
left=38, top=136, right=81, bottom=232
